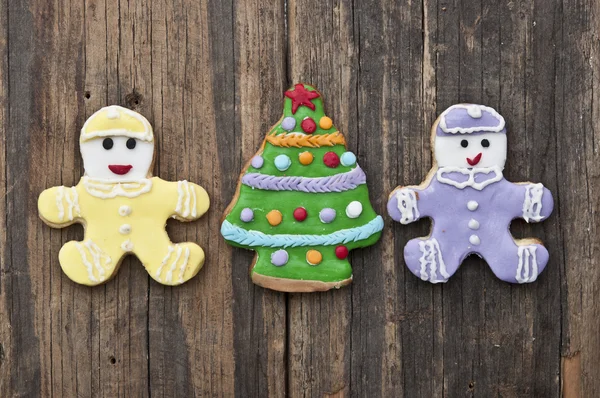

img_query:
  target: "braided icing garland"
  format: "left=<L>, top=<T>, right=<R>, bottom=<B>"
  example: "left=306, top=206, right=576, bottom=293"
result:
left=266, top=132, right=346, bottom=148
left=242, top=166, right=366, bottom=192
left=221, top=215, right=384, bottom=248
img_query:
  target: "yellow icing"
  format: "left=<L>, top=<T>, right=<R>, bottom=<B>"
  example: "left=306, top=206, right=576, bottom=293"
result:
left=80, top=105, right=153, bottom=142
left=38, top=177, right=209, bottom=286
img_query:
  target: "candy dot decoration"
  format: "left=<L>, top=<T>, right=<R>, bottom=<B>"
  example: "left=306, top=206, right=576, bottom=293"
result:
left=298, top=151, right=314, bottom=165
left=306, top=250, right=323, bottom=265
left=340, top=151, right=357, bottom=167
left=274, top=154, right=291, bottom=171
left=251, top=155, right=264, bottom=169
left=281, top=117, right=296, bottom=131
left=240, top=208, right=254, bottom=222
left=271, top=250, right=289, bottom=266
left=221, top=83, right=383, bottom=292
left=301, top=117, right=317, bottom=134
left=346, top=201, right=363, bottom=218
left=319, top=116, right=333, bottom=130
left=293, top=207, right=308, bottom=221
left=386, top=103, right=554, bottom=284
left=323, top=151, right=340, bottom=168
left=335, top=245, right=349, bottom=259
left=266, top=210, right=283, bottom=226
left=319, top=208, right=336, bottom=223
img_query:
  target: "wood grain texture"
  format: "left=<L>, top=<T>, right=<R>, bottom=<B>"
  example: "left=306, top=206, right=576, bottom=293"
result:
left=0, top=0, right=598, bottom=396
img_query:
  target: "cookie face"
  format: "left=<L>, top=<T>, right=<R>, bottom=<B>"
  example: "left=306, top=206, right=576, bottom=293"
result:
left=387, top=104, right=553, bottom=284
left=38, top=105, right=210, bottom=286
left=221, top=84, right=383, bottom=293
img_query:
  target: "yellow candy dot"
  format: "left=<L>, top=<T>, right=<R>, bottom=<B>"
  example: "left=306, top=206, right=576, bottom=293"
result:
left=306, top=249, right=323, bottom=265
left=298, top=151, right=314, bottom=165
left=266, top=210, right=283, bottom=226
left=319, top=116, right=333, bottom=130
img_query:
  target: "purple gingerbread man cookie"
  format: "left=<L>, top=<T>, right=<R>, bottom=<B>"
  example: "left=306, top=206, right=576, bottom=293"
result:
left=387, top=104, right=554, bottom=284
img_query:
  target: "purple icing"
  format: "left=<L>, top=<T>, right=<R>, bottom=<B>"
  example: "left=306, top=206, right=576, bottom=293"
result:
left=436, top=104, right=506, bottom=136
left=271, top=249, right=289, bottom=266
left=240, top=208, right=254, bottom=222
left=241, top=165, right=366, bottom=193
left=387, top=170, right=554, bottom=284
left=319, top=208, right=336, bottom=223
left=281, top=117, right=296, bottom=131
left=251, top=156, right=264, bottom=169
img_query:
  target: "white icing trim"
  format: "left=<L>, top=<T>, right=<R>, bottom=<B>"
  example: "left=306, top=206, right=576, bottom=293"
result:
left=466, top=105, right=482, bottom=118
left=522, top=183, right=544, bottom=222
left=438, top=104, right=505, bottom=134
left=516, top=245, right=538, bottom=283
left=418, top=238, right=449, bottom=283
left=56, top=186, right=80, bottom=221
left=155, top=246, right=175, bottom=282
left=82, top=177, right=152, bottom=199
left=75, top=240, right=110, bottom=283
left=395, top=189, right=419, bottom=224
left=175, top=180, right=196, bottom=218
left=56, top=186, right=65, bottom=220
left=436, top=166, right=503, bottom=190
left=165, top=246, right=183, bottom=283
left=177, top=247, right=191, bottom=283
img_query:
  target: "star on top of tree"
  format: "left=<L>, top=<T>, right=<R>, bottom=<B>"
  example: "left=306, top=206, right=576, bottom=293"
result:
left=284, top=83, right=320, bottom=114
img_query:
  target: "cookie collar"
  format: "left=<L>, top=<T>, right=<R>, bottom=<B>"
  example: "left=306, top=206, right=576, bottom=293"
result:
left=436, top=166, right=503, bottom=190
left=82, top=176, right=153, bottom=198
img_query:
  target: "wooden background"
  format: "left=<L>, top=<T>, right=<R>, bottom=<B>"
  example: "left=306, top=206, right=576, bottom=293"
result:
left=0, top=0, right=598, bottom=396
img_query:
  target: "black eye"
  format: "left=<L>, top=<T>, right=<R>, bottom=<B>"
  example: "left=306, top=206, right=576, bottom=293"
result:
left=461, top=139, right=469, bottom=148
left=126, top=138, right=137, bottom=149
left=102, top=138, right=113, bottom=150
left=481, top=139, right=490, bottom=148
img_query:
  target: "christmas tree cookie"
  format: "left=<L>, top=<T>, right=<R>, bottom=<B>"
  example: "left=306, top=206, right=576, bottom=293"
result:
left=38, top=105, right=210, bottom=286
left=387, top=104, right=553, bottom=283
left=221, top=84, right=383, bottom=292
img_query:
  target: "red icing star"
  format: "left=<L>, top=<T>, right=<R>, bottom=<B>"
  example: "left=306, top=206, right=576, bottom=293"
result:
left=285, top=84, right=320, bottom=114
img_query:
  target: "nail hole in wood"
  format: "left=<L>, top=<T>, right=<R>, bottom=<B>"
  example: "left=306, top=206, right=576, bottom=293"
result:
left=468, top=381, right=474, bottom=390
left=126, top=90, right=143, bottom=109
left=84, top=91, right=91, bottom=99
left=109, top=356, right=116, bottom=365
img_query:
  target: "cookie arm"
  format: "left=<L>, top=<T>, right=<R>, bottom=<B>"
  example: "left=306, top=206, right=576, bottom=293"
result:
left=387, top=182, right=432, bottom=224
left=38, top=185, right=83, bottom=226
left=169, top=179, right=210, bottom=221
left=512, top=182, right=554, bottom=222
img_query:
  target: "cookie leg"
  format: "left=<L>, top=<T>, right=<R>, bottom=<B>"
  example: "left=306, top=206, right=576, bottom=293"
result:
left=404, top=237, right=462, bottom=283
left=138, top=239, right=205, bottom=286
left=485, top=240, right=549, bottom=284
left=59, top=240, right=123, bottom=285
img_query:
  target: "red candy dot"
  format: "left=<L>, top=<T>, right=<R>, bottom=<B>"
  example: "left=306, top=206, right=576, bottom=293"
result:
left=323, top=151, right=340, bottom=168
left=335, top=245, right=349, bottom=259
left=301, top=117, right=317, bottom=134
left=293, top=207, right=308, bottom=221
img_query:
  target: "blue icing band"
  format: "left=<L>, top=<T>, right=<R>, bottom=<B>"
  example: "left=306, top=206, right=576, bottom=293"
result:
left=221, top=216, right=384, bottom=248
left=274, top=154, right=291, bottom=171
left=340, top=151, right=356, bottom=167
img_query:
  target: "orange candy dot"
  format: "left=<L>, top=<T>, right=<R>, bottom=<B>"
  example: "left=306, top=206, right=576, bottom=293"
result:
left=298, top=151, right=314, bottom=165
left=306, top=249, right=323, bottom=265
left=266, top=210, right=283, bottom=226
left=319, top=116, right=333, bottom=130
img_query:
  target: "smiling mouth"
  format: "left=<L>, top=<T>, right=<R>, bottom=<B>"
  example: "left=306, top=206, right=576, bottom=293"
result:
left=108, top=165, right=133, bottom=175
left=467, top=153, right=482, bottom=166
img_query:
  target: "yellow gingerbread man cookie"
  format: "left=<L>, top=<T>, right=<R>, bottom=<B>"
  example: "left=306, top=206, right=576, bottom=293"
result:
left=38, top=105, right=210, bottom=286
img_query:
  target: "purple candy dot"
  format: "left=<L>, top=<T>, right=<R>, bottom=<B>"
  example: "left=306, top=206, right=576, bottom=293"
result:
left=271, top=249, right=289, bottom=266
left=240, top=208, right=254, bottom=222
left=281, top=117, right=296, bottom=131
left=319, top=208, right=336, bottom=223
left=251, top=156, right=264, bottom=169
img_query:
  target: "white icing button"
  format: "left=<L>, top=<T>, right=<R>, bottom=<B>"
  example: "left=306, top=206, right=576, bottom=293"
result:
left=346, top=201, right=363, bottom=218
left=468, top=219, right=480, bottom=230
left=119, top=205, right=132, bottom=216
left=119, top=224, right=131, bottom=235
left=469, top=235, right=481, bottom=245
left=467, top=105, right=482, bottom=118
left=121, top=240, right=134, bottom=252
left=467, top=201, right=478, bottom=211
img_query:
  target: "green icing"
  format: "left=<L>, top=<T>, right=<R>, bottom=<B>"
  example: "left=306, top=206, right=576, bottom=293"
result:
left=222, top=83, right=382, bottom=287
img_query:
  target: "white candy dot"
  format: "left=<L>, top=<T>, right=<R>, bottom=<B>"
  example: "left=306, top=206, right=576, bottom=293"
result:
left=346, top=201, right=363, bottom=218
left=467, top=201, right=478, bottom=211
left=468, top=219, right=480, bottom=230
left=469, top=235, right=481, bottom=245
